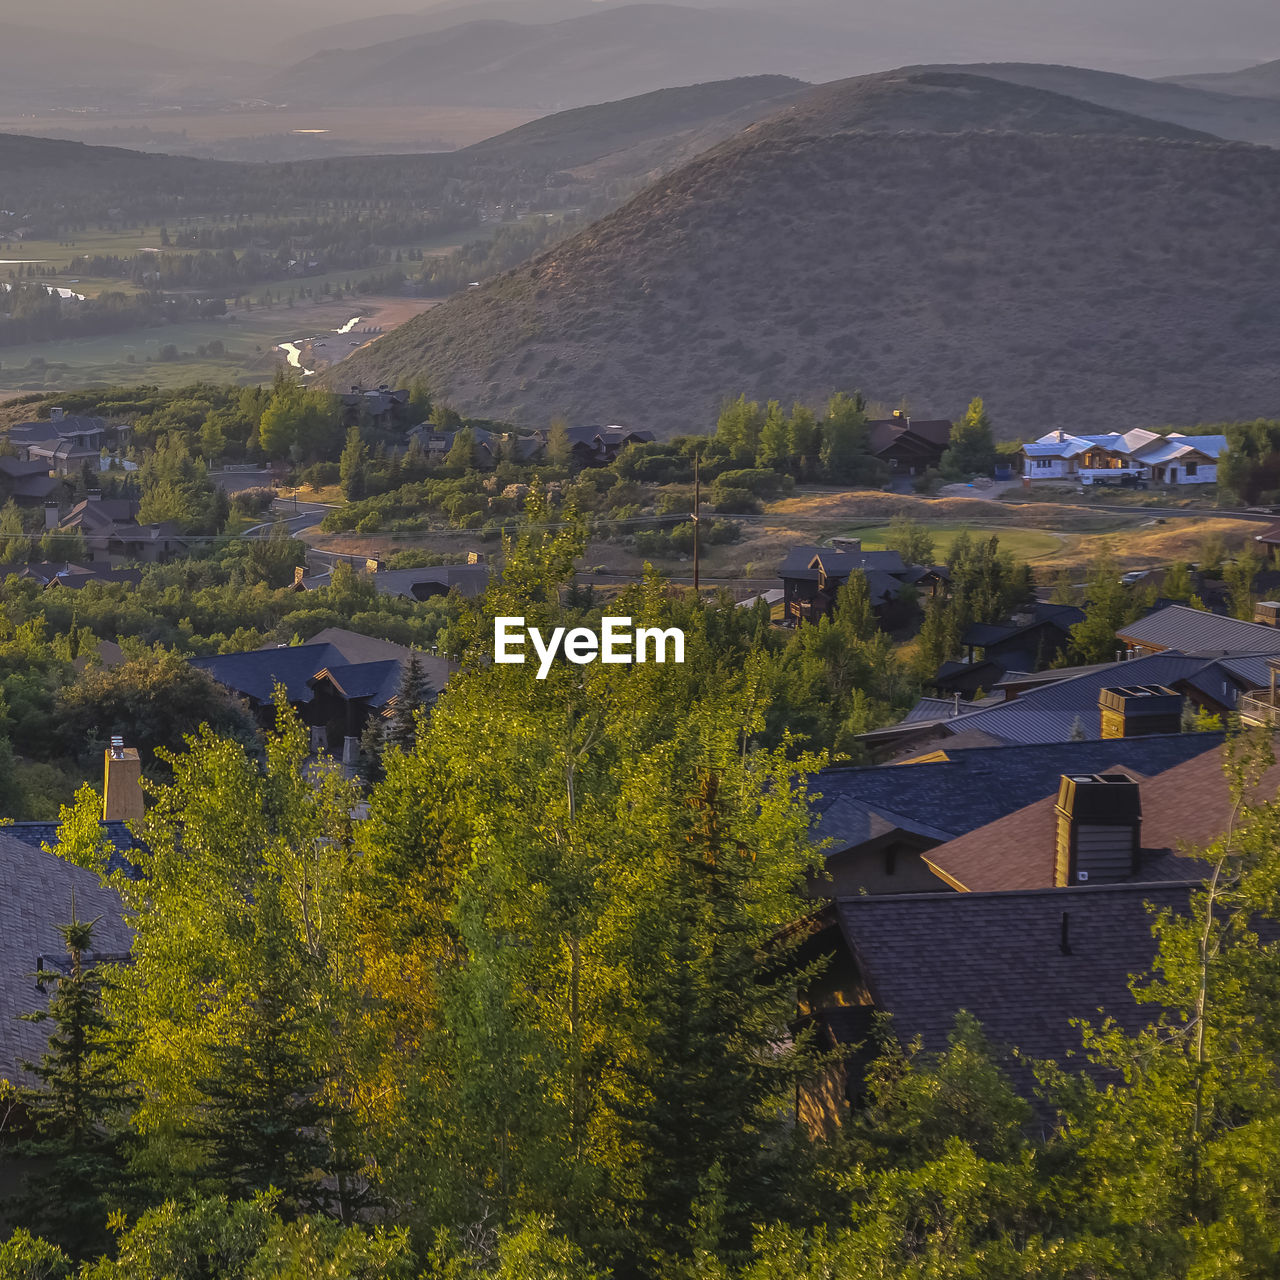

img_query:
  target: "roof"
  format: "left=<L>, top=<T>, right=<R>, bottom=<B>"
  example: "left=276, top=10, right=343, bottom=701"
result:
left=922, top=738, right=1265, bottom=893
left=1133, top=433, right=1227, bottom=465
left=191, top=642, right=346, bottom=706
left=779, top=545, right=908, bottom=580
left=835, top=881, right=1193, bottom=1075
left=940, top=651, right=1262, bottom=743
left=311, top=659, right=404, bottom=705
left=3, top=820, right=143, bottom=878
left=370, top=564, right=489, bottom=600
left=0, top=828, right=132, bottom=1086
left=809, top=731, right=1223, bottom=854
left=1118, top=605, right=1280, bottom=657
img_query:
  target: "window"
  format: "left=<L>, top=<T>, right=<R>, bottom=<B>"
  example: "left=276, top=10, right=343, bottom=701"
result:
left=1035, top=458, right=1054, bottom=470
left=884, top=849, right=897, bottom=877
left=1186, top=460, right=1199, bottom=477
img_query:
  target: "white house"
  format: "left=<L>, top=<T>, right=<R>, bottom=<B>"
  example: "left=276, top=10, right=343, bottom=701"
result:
left=1021, top=430, right=1226, bottom=486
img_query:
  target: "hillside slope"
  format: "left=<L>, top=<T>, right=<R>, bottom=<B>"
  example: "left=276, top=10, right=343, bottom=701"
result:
left=933, top=63, right=1280, bottom=147
left=461, top=75, right=807, bottom=169
left=330, top=72, right=1280, bottom=434
left=1164, top=58, right=1280, bottom=101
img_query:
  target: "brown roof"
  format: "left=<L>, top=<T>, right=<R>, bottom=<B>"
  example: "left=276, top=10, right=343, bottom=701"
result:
left=923, top=739, right=1280, bottom=892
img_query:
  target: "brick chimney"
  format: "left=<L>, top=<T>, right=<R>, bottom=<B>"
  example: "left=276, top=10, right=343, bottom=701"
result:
left=1099, top=685, right=1183, bottom=738
left=103, top=737, right=144, bottom=822
left=1054, top=773, right=1142, bottom=886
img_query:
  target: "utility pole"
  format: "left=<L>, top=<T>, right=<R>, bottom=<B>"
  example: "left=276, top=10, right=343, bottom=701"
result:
left=692, top=451, right=701, bottom=594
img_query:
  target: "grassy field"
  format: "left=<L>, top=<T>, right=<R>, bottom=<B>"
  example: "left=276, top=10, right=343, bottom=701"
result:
left=0, top=294, right=437, bottom=392
left=0, top=105, right=536, bottom=159
left=2, top=223, right=487, bottom=305
left=849, top=522, right=1066, bottom=562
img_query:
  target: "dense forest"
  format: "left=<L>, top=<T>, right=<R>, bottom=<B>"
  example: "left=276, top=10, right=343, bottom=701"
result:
left=2, top=511, right=1280, bottom=1279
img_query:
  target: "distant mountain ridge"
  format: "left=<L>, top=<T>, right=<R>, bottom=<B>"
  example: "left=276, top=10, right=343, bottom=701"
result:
left=266, top=5, right=877, bottom=109
left=1164, top=58, right=1280, bottom=101
left=328, top=69, right=1280, bottom=434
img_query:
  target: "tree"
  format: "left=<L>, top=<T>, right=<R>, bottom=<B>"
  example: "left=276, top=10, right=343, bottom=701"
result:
left=1069, top=550, right=1134, bottom=663
left=818, top=392, right=872, bottom=483
left=787, top=404, right=820, bottom=481
left=715, top=394, right=763, bottom=462
left=1162, top=560, right=1194, bottom=601
left=338, top=424, right=367, bottom=502
left=1224, top=543, right=1263, bottom=621
left=940, top=396, right=997, bottom=480
left=196, top=881, right=334, bottom=1217
left=546, top=417, right=575, bottom=468
left=883, top=515, right=935, bottom=568
left=445, top=427, right=477, bottom=471
left=385, top=651, right=432, bottom=755
left=755, top=400, right=790, bottom=471
left=136, top=435, right=225, bottom=536
left=17, top=916, right=134, bottom=1259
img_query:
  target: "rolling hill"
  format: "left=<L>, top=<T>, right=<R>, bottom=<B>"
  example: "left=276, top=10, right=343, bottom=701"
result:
left=928, top=63, right=1280, bottom=147
left=329, top=70, right=1280, bottom=435
left=460, top=76, right=808, bottom=170
left=1165, top=58, right=1280, bottom=101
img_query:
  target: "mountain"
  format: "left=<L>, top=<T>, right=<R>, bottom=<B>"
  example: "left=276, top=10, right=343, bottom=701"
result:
left=1164, top=59, right=1280, bottom=101
left=461, top=75, right=808, bottom=171
left=0, top=22, right=253, bottom=110
left=266, top=5, right=882, bottom=110
left=328, top=70, right=1280, bottom=435
left=928, top=63, right=1280, bottom=147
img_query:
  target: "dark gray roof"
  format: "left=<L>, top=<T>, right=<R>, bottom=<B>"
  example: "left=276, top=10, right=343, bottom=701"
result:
left=946, top=652, right=1255, bottom=744
left=810, top=732, right=1224, bottom=853
left=371, top=565, right=489, bottom=600
left=0, top=829, right=132, bottom=1086
left=4, top=821, right=142, bottom=878
left=778, top=545, right=908, bottom=580
left=836, top=881, right=1193, bottom=1079
left=1119, top=604, right=1280, bottom=656
left=192, top=642, right=345, bottom=706
left=312, top=659, right=404, bottom=705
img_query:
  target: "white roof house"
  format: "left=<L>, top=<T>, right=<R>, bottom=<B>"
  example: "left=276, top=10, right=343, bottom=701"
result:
left=1021, top=430, right=1226, bottom=485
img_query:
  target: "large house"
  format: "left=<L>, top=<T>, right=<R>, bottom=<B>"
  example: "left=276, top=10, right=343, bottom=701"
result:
left=866, top=413, right=953, bottom=477
left=191, top=628, right=453, bottom=770
left=58, top=498, right=184, bottom=566
left=779, top=539, right=945, bottom=628
left=1021, top=429, right=1226, bottom=486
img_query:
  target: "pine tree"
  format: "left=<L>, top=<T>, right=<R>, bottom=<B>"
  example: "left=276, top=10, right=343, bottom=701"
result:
left=940, top=396, right=997, bottom=480
left=385, top=651, right=433, bottom=755
left=196, top=884, right=333, bottom=1218
left=338, top=424, right=367, bottom=502
left=18, top=916, right=134, bottom=1259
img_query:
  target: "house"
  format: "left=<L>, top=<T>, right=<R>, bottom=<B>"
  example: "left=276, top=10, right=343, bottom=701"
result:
left=0, top=746, right=145, bottom=1087
left=369, top=564, right=490, bottom=601
left=921, top=741, right=1280, bottom=893
left=340, top=384, right=411, bottom=429
left=865, top=651, right=1274, bottom=758
left=8, top=407, right=109, bottom=457
left=1116, top=603, right=1280, bottom=658
left=554, top=425, right=656, bottom=467
left=807, top=731, right=1221, bottom=897
left=779, top=540, right=925, bottom=628
left=58, top=498, right=184, bottom=566
left=0, top=455, right=63, bottom=506
left=16, top=561, right=144, bottom=590
left=800, top=880, right=1198, bottom=1118
left=1020, top=429, right=1226, bottom=486
left=190, top=628, right=453, bottom=769
left=933, top=602, right=1086, bottom=695
left=865, top=413, right=953, bottom=477
left=408, top=424, right=498, bottom=461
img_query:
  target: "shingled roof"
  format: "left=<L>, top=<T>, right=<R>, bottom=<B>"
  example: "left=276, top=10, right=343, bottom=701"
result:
left=836, top=882, right=1194, bottom=1076
left=810, top=732, right=1224, bottom=855
left=924, top=741, right=1280, bottom=893
left=0, top=830, right=131, bottom=1086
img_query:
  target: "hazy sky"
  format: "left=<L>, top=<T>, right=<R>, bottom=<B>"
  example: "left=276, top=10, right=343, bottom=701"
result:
left=4, top=0, right=1276, bottom=73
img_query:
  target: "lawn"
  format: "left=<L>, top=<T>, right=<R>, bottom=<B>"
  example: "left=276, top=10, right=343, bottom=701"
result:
left=849, top=522, right=1066, bottom=562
